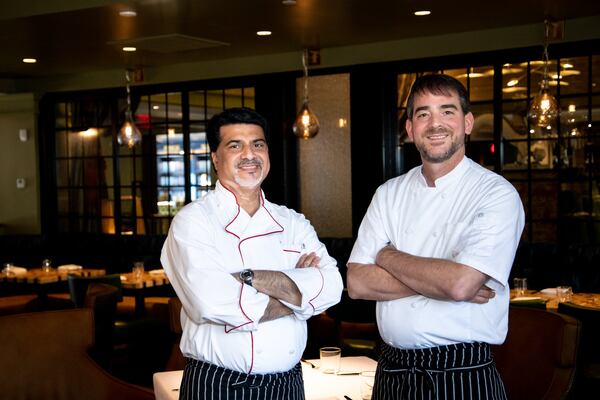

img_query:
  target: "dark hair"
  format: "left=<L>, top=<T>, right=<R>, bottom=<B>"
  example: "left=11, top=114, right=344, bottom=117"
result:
left=405, top=74, right=470, bottom=119
left=206, top=107, right=269, bottom=152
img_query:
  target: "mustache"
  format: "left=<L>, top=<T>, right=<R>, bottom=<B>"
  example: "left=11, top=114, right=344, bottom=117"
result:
left=237, top=158, right=263, bottom=168
left=424, top=126, right=451, bottom=135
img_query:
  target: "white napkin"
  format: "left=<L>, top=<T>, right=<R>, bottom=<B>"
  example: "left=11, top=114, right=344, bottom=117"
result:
left=57, top=264, right=83, bottom=272
left=4, top=266, right=28, bottom=277
left=540, top=288, right=558, bottom=296
left=148, top=269, right=165, bottom=275
left=512, top=296, right=543, bottom=301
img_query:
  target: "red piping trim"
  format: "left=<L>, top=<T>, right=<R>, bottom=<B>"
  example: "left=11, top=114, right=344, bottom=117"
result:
left=307, top=267, right=325, bottom=313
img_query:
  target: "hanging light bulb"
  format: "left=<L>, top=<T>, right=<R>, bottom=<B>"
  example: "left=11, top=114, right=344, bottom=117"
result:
left=293, top=50, right=319, bottom=139
left=528, top=20, right=559, bottom=128
left=118, top=69, right=141, bottom=148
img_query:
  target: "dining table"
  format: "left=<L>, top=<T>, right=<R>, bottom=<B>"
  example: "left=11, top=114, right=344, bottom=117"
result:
left=120, top=268, right=172, bottom=316
left=153, top=356, right=378, bottom=400
left=510, top=288, right=600, bottom=310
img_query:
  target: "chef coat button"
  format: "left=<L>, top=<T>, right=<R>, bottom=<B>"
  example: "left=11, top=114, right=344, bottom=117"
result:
left=256, top=349, right=263, bottom=354
left=288, top=349, right=294, bottom=354
left=441, top=193, right=446, bottom=199
left=432, top=231, right=438, bottom=237
left=411, top=303, right=417, bottom=308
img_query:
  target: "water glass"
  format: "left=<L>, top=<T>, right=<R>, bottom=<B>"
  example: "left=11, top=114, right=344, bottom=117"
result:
left=319, top=346, right=341, bottom=374
left=41, top=258, right=53, bottom=273
left=360, top=370, right=376, bottom=400
left=132, top=261, right=145, bottom=281
left=557, top=286, right=573, bottom=303
left=513, top=277, right=527, bottom=296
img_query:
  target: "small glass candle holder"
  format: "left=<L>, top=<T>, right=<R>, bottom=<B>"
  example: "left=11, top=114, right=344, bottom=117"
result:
left=41, top=259, right=53, bottom=273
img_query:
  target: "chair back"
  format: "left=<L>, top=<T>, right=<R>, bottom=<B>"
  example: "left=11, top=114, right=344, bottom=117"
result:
left=68, top=274, right=123, bottom=307
left=557, top=301, right=600, bottom=395
left=492, top=306, right=581, bottom=400
left=0, top=308, right=154, bottom=400
left=165, top=296, right=186, bottom=370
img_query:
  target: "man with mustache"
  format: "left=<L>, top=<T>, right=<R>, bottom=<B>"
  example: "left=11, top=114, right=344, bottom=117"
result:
left=161, top=107, right=343, bottom=399
left=347, top=74, right=524, bottom=399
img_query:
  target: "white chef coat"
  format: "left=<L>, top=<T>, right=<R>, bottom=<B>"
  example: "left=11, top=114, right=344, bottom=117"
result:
left=349, top=157, right=525, bottom=349
left=161, top=181, right=343, bottom=374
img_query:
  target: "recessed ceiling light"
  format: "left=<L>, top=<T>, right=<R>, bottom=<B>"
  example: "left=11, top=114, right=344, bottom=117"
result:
left=256, top=31, right=272, bottom=36
left=122, top=46, right=137, bottom=52
left=507, top=79, right=519, bottom=87
left=119, top=10, right=137, bottom=17
left=414, top=10, right=431, bottom=16
left=22, top=58, right=37, bottom=64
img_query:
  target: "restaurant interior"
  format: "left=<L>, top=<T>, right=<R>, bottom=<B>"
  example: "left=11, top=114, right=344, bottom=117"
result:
left=1, top=1, right=600, bottom=399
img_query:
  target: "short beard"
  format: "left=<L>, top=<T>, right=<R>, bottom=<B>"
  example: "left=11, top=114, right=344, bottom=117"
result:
left=416, top=127, right=463, bottom=164
left=234, top=159, right=264, bottom=188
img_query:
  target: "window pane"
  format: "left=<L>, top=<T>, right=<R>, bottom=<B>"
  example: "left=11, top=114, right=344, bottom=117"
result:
left=207, top=90, right=225, bottom=118
left=189, top=91, right=207, bottom=121
left=243, top=87, right=256, bottom=108
left=150, top=94, right=167, bottom=123
left=530, top=59, right=558, bottom=97
left=558, top=56, right=589, bottom=96
left=502, top=62, right=528, bottom=100
left=225, top=88, right=243, bottom=108
left=167, top=93, right=183, bottom=121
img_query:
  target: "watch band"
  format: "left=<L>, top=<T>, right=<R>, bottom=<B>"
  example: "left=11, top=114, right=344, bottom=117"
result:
left=240, top=269, right=254, bottom=287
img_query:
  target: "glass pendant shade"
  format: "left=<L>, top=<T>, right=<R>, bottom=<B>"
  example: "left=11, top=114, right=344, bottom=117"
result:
left=118, top=69, right=141, bottom=148
left=528, top=20, right=559, bottom=128
left=293, top=101, right=320, bottom=139
left=118, top=112, right=141, bottom=148
left=528, top=81, right=559, bottom=127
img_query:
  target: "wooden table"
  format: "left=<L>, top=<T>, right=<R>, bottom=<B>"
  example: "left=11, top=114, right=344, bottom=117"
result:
left=120, top=269, right=171, bottom=316
left=1, top=267, right=105, bottom=284
left=153, top=356, right=377, bottom=400
left=510, top=289, right=600, bottom=310
left=1, top=267, right=106, bottom=302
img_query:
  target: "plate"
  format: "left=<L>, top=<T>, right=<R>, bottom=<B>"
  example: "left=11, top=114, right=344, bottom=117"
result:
left=57, top=264, right=83, bottom=272
left=540, top=288, right=558, bottom=296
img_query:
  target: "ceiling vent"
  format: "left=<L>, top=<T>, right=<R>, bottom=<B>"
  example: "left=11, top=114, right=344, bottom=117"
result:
left=109, top=34, right=229, bottom=53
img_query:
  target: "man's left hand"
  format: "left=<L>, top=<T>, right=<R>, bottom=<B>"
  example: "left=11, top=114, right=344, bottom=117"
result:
left=296, top=252, right=320, bottom=268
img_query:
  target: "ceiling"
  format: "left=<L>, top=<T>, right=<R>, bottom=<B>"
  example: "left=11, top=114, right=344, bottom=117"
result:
left=1, top=0, right=600, bottom=80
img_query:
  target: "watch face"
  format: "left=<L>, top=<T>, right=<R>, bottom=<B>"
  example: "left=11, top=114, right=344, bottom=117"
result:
left=241, top=269, right=254, bottom=283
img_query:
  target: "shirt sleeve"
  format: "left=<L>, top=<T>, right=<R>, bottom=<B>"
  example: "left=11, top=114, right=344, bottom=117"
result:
left=161, top=208, right=269, bottom=332
left=453, top=182, right=525, bottom=290
left=278, top=213, right=343, bottom=320
left=348, top=184, right=391, bottom=265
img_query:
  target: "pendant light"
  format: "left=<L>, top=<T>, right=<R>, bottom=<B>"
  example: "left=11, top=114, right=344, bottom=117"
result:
left=527, top=20, right=559, bottom=128
left=293, top=50, right=319, bottom=139
left=118, top=69, right=141, bottom=148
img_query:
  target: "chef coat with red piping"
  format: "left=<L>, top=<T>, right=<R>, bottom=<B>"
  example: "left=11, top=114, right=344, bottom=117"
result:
left=161, top=181, right=343, bottom=374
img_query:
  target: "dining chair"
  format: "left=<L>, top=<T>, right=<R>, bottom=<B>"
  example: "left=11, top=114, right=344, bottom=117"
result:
left=492, top=306, right=581, bottom=400
left=0, top=308, right=154, bottom=400
left=164, top=296, right=186, bottom=371
left=557, top=301, right=600, bottom=397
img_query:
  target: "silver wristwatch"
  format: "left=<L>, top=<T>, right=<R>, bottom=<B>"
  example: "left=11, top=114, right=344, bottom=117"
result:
left=240, top=269, right=254, bottom=287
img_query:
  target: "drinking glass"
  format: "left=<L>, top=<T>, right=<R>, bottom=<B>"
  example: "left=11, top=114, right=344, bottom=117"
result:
left=319, top=346, right=341, bottom=374
left=2, top=262, right=14, bottom=277
left=132, top=261, right=145, bottom=281
left=513, top=277, right=527, bottom=296
left=557, top=286, right=573, bottom=303
left=360, top=370, right=376, bottom=399
left=41, top=258, right=53, bottom=273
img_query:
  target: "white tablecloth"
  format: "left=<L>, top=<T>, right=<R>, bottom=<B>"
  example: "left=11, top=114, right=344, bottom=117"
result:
left=153, top=356, right=377, bottom=400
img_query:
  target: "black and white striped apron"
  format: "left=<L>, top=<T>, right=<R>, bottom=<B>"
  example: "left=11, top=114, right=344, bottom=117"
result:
left=373, top=342, right=506, bottom=400
left=180, top=358, right=305, bottom=400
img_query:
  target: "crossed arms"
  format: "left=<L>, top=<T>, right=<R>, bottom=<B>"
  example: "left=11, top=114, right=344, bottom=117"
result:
left=347, top=245, right=495, bottom=304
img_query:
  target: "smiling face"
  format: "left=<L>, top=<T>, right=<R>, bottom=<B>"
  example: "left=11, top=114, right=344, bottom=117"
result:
left=211, top=123, right=270, bottom=190
left=405, top=89, right=474, bottom=167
